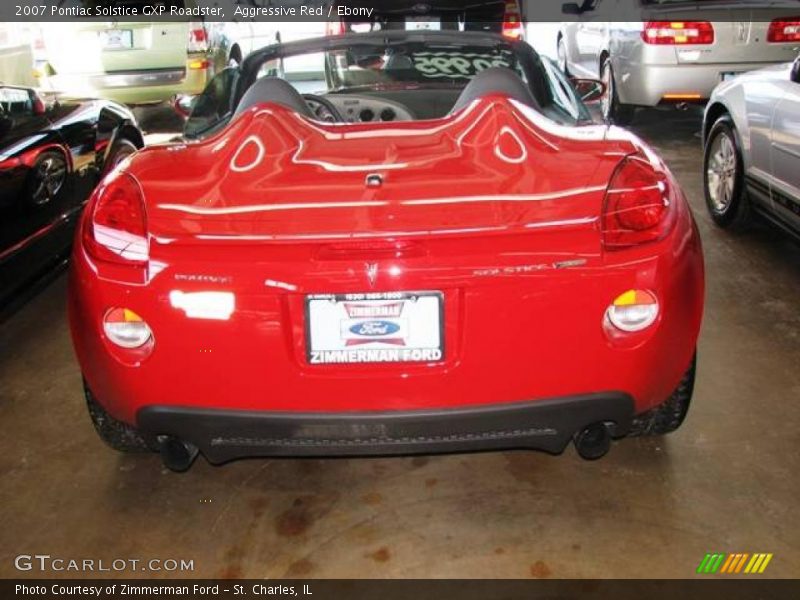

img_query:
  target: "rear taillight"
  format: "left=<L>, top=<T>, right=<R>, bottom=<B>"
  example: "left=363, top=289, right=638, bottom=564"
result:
left=602, top=156, right=675, bottom=249
left=188, top=23, right=208, bottom=52
left=82, top=172, right=148, bottom=266
left=103, top=308, right=152, bottom=348
left=606, top=290, right=659, bottom=332
left=325, top=20, right=345, bottom=36
left=502, top=0, right=524, bottom=40
left=188, top=58, right=210, bottom=70
left=768, top=18, right=800, bottom=43
left=31, top=94, right=46, bottom=115
left=642, top=21, right=714, bottom=45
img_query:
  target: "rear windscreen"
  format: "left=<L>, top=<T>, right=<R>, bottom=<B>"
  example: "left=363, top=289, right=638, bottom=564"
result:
left=326, top=44, right=520, bottom=88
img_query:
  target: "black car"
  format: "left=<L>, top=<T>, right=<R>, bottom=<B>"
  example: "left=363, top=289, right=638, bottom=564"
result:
left=0, top=86, right=144, bottom=309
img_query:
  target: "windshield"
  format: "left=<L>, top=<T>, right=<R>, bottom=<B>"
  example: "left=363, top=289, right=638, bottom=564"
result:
left=331, top=44, right=519, bottom=89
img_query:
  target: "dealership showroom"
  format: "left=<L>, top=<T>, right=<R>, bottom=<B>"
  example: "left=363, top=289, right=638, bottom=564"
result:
left=1, top=0, right=799, bottom=585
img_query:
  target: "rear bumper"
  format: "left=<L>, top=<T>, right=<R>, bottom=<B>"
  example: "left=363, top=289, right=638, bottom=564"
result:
left=43, top=59, right=209, bottom=104
left=137, top=393, right=634, bottom=463
left=617, top=62, right=779, bottom=107
left=88, top=68, right=187, bottom=88
left=69, top=203, right=704, bottom=424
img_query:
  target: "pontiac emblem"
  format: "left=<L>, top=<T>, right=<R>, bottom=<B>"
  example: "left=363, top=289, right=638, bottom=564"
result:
left=365, top=263, right=378, bottom=287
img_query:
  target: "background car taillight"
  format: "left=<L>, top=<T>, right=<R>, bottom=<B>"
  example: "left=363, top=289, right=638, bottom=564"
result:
left=325, top=20, right=345, bottom=36
left=502, top=1, right=524, bottom=41
left=642, top=21, right=714, bottom=45
left=103, top=308, right=152, bottom=348
left=768, top=18, right=800, bottom=43
left=187, top=22, right=208, bottom=52
left=602, top=156, right=675, bottom=249
left=82, top=172, right=148, bottom=266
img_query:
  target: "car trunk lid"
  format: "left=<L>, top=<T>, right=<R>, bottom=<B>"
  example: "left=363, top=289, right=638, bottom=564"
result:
left=640, top=3, right=800, bottom=65
left=136, top=99, right=634, bottom=247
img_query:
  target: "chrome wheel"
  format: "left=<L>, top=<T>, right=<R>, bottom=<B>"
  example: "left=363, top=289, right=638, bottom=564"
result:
left=31, top=152, right=67, bottom=205
left=706, top=131, right=737, bottom=213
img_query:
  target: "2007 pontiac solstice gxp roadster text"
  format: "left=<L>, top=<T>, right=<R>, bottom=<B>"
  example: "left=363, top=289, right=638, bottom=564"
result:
left=68, top=32, right=704, bottom=472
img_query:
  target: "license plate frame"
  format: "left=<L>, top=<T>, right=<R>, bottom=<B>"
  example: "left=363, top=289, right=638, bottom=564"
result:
left=405, top=17, right=442, bottom=32
left=306, top=291, right=444, bottom=365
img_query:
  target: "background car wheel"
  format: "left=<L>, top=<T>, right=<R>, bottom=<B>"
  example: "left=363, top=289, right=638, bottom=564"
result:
left=628, top=354, right=696, bottom=437
left=228, top=48, right=242, bottom=68
left=102, top=138, right=138, bottom=176
left=557, top=36, right=570, bottom=75
left=703, top=116, right=750, bottom=230
left=25, top=150, right=67, bottom=206
left=84, top=381, right=151, bottom=453
left=601, top=58, right=635, bottom=126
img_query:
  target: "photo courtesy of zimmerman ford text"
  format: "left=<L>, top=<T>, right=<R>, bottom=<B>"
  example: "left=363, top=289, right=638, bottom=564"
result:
left=1, top=1, right=799, bottom=598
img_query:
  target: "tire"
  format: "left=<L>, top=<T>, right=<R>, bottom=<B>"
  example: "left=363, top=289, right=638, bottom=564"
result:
left=102, top=137, right=138, bottom=177
left=84, top=381, right=150, bottom=453
left=25, top=149, right=67, bottom=207
left=228, top=46, right=242, bottom=68
left=703, top=116, right=751, bottom=231
left=628, top=354, right=696, bottom=437
left=600, top=57, right=636, bottom=126
left=557, top=36, right=570, bottom=76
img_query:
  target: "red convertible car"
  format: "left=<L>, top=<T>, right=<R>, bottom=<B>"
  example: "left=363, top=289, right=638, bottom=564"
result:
left=68, top=32, right=704, bottom=471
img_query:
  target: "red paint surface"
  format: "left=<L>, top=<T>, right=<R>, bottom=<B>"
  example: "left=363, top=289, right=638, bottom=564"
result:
left=69, top=97, right=704, bottom=424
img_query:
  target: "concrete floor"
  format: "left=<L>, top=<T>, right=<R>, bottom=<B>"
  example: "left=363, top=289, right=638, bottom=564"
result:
left=1, top=107, right=799, bottom=579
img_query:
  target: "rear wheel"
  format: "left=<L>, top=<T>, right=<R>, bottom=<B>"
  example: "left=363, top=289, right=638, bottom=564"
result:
left=703, top=116, right=751, bottom=230
left=600, top=57, right=635, bottom=126
left=102, top=137, right=138, bottom=177
left=228, top=46, right=242, bottom=68
left=628, top=354, right=696, bottom=437
left=84, top=381, right=150, bottom=453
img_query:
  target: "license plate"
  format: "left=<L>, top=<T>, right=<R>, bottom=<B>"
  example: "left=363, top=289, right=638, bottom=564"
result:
left=721, top=71, right=743, bottom=82
left=99, top=29, right=133, bottom=50
left=306, top=292, right=444, bottom=365
left=405, top=17, right=441, bottom=32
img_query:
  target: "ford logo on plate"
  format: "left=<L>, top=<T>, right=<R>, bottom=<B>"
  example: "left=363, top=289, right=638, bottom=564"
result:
left=351, top=321, right=400, bottom=336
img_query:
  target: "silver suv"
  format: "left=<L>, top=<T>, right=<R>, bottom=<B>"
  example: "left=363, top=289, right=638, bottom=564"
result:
left=703, top=55, right=800, bottom=240
left=558, top=0, right=800, bottom=124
